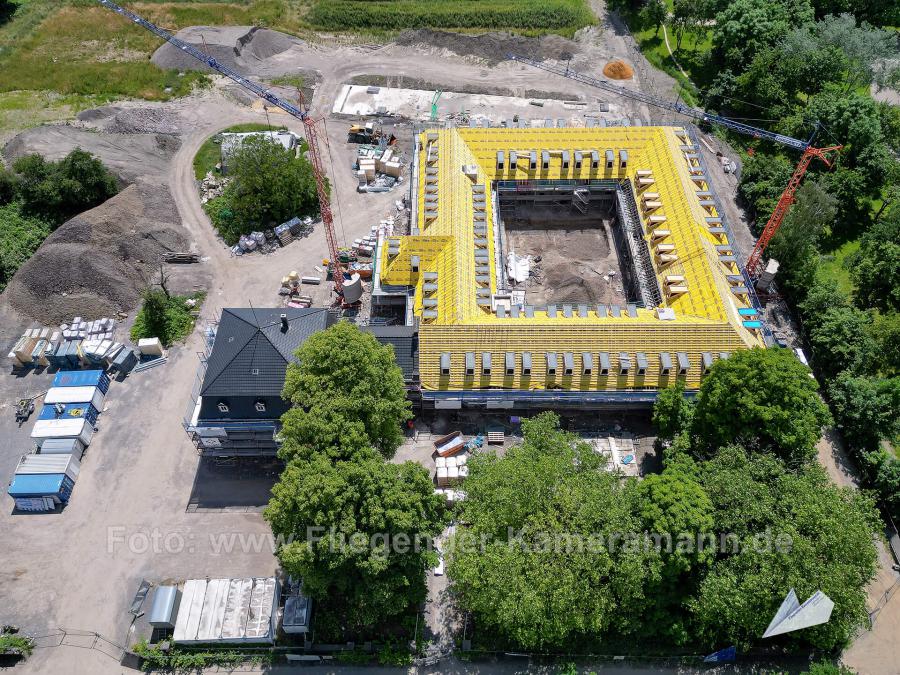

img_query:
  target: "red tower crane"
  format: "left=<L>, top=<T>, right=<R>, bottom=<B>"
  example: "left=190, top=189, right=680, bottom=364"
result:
left=96, top=0, right=346, bottom=295
left=745, top=144, right=842, bottom=279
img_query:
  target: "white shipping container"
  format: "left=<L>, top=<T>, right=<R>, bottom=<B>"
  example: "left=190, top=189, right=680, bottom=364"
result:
left=44, top=386, right=105, bottom=409
left=16, top=453, right=80, bottom=482
left=30, top=418, right=94, bottom=448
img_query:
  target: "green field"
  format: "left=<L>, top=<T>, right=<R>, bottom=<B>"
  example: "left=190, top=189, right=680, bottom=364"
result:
left=308, top=0, right=593, bottom=35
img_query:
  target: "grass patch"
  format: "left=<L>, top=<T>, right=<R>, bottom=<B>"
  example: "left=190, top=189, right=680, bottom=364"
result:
left=308, top=0, right=593, bottom=35
left=193, top=122, right=286, bottom=180
left=131, top=289, right=205, bottom=346
left=820, top=238, right=860, bottom=297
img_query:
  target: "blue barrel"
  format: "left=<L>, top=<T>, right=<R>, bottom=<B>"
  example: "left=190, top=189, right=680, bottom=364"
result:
left=52, top=369, right=110, bottom=394
left=38, top=401, right=100, bottom=426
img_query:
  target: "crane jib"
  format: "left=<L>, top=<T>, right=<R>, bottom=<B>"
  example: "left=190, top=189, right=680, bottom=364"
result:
left=508, top=55, right=809, bottom=151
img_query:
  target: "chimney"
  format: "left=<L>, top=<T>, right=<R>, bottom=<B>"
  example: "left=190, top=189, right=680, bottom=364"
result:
left=280, top=313, right=289, bottom=331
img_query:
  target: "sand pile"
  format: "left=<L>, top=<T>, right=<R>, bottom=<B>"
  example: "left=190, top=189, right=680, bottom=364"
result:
left=603, top=60, right=633, bottom=80
left=396, top=29, right=576, bottom=64
left=152, top=25, right=296, bottom=73
left=4, top=182, right=189, bottom=324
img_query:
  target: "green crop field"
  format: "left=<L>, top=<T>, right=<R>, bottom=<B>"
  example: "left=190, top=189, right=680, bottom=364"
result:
left=308, top=0, right=593, bottom=35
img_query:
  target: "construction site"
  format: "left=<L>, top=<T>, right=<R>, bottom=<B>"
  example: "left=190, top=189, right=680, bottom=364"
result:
left=1, top=0, right=898, bottom=673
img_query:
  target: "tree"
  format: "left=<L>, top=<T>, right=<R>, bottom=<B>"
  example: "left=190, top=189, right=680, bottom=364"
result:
left=816, top=14, right=900, bottom=91
left=738, top=152, right=794, bottom=222
left=640, top=0, right=667, bottom=36
left=448, top=413, right=661, bottom=650
left=12, top=148, right=118, bottom=225
left=0, top=203, right=50, bottom=290
left=768, top=179, right=836, bottom=272
left=806, top=306, right=876, bottom=379
left=223, top=136, right=318, bottom=240
left=0, top=167, right=18, bottom=205
left=652, top=381, right=693, bottom=441
left=713, top=0, right=813, bottom=73
left=849, top=210, right=900, bottom=313
left=691, top=348, right=831, bottom=465
left=867, top=311, right=900, bottom=377
left=265, top=452, right=447, bottom=631
left=282, top=321, right=411, bottom=459
left=136, top=288, right=169, bottom=343
left=828, top=373, right=900, bottom=453
left=874, top=456, right=900, bottom=521
left=693, top=446, right=879, bottom=650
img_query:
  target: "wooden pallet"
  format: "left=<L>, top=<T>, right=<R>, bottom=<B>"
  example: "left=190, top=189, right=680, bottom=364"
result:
left=486, top=430, right=505, bottom=445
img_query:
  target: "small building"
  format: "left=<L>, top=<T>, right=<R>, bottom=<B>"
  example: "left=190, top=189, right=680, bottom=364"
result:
left=172, top=577, right=279, bottom=644
left=185, top=308, right=335, bottom=456
left=220, top=131, right=299, bottom=173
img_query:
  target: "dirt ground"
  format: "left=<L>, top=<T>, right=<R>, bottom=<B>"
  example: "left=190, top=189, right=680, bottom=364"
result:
left=0, top=0, right=896, bottom=671
left=505, top=215, right=628, bottom=306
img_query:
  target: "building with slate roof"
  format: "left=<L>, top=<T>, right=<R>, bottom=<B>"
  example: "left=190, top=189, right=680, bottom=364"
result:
left=184, top=308, right=334, bottom=456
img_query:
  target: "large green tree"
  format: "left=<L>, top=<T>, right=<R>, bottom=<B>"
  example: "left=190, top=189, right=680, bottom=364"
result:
left=215, top=135, right=318, bottom=243
left=12, top=148, right=118, bottom=225
left=849, top=210, right=900, bottom=313
left=281, top=321, right=411, bottom=460
left=713, top=0, right=813, bottom=73
left=828, top=373, right=900, bottom=453
left=691, top=348, right=831, bottom=465
left=448, top=413, right=660, bottom=650
left=266, top=452, right=446, bottom=631
left=806, top=306, right=876, bottom=379
left=652, top=380, right=694, bottom=441
left=692, top=446, right=879, bottom=650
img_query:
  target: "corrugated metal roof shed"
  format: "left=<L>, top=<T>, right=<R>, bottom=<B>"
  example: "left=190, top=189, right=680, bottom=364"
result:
left=172, top=577, right=277, bottom=644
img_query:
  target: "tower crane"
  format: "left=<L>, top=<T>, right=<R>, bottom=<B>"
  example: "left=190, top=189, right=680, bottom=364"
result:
left=510, top=55, right=841, bottom=280
left=96, top=0, right=346, bottom=295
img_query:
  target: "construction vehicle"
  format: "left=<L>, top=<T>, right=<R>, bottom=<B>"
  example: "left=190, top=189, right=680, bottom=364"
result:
left=512, top=55, right=841, bottom=281
left=348, top=121, right=381, bottom=144
left=430, top=90, right=443, bottom=121
left=97, top=0, right=347, bottom=296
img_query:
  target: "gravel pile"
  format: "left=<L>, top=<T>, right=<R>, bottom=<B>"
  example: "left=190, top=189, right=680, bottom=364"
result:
left=395, top=29, right=577, bottom=64
left=237, top=27, right=297, bottom=61
left=104, top=108, right=184, bottom=135
left=4, top=182, right=189, bottom=324
left=152, top=25, right=297, bottom=73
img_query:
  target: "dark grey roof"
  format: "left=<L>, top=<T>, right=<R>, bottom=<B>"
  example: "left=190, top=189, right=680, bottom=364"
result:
left=200, top=308, right=330, bottom=398
left=363, top=326, right=418, bottom=382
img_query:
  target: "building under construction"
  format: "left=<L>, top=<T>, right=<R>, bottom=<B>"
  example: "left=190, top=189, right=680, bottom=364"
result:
left=372, top=125, right=767, bottom=409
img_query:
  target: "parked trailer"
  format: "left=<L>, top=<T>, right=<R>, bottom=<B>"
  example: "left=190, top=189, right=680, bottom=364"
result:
left=44, top=386, right=105, bottom=410
left=52, top=369, right=110, bottom=394
left=37, top=401, right=100, bottom=426
left=30, top=418, right=95, bottom=448
left=38, top=437, right=86, bottom=460
left=7, top=473, right=75, bottom=511
left=16, top=453, right=81, bottom=481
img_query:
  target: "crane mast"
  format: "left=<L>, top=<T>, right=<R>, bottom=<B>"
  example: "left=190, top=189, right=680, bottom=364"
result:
left=511, top=55, right=842, bottom=280
left=96, top=0, right=345, bottom=294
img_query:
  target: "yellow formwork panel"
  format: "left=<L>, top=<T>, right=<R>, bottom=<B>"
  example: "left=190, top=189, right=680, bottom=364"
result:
left=420, top=322, right=750, bottom=391
left=388, top=126, right=766, bottom=393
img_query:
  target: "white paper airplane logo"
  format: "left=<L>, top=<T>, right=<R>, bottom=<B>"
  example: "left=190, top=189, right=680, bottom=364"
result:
left=762, top=588, right=835, bottom=638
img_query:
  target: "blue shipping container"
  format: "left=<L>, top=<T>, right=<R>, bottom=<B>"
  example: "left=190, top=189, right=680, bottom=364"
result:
left=52, top=369, right=110, bottom=394
left=8, top=472, right=75, bottom=503
left=38, top=401, right=100, bottom=425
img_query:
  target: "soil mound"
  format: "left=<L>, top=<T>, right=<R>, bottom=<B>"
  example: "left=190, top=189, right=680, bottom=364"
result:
left=152, top=25, right=297, bottom=72
left=4, top=182, right=189, bottom=324
left=603, top=60, right=633, bottom=80
left=395, top=29, right=576, bottom=64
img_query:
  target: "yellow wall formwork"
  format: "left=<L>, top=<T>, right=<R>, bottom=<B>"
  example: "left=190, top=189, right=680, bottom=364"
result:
left=378, top=126, right=765, bottom=394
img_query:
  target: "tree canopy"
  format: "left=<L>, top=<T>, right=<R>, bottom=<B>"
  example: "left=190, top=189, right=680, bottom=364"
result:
left=208, top=135, right=318, bottom=244
left=280, top=321, right=411, bottom=460
left=692, top=446, right=878, bottom=650
left=265, top=452, right=446, bottom=631
left=12, top=148, right=118, bottom=225
left=849, top=209, right=900, bottom=313
left=691, top=348, right=831, bottom=465
left=448, top=413, right=661, bottom=650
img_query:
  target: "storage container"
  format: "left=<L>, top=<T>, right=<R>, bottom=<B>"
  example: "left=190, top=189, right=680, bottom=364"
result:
left=38, top=437, right=86, bottom=460
left=52, top=369, right=110, bottom=394
left=30, top=418, right=95, bottom=448
left=44, top=386, right=105, bottom=410
left=15, top=453, right=80, bottom=481
left=8, top=473, right=75, bottom=509
left=38, top=401, right=100, bottom=425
